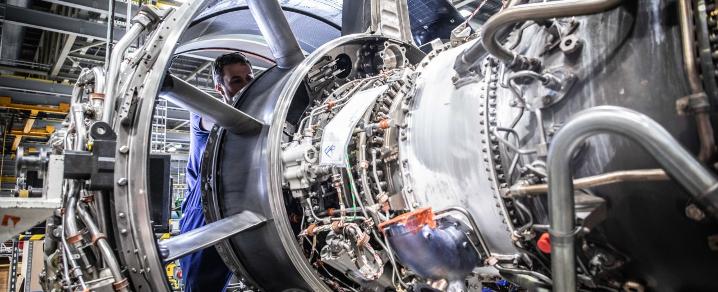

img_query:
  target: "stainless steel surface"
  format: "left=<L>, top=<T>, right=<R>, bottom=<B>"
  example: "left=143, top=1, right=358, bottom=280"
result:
left=399, top=39, right=517, bottom=255
left=102, top=22, right=144, bottom=123
left=113, top=1, right=207, bottom=289
left=510, top=169, right=668, bottom=196
left=481, top=0, right=622, bottom=64
left=547, top=106, right=718, bottom=292
left=160, top=74, right=263, bottom=134
left=105, top=0, right=116, bottom=67
left=158, top=211, right=266, bottom=262
left=246, top=0, right=305, bottom=69
left=370, top=0, right=415, bottom=45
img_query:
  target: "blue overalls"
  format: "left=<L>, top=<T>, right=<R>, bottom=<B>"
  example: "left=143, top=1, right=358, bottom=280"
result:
left=179, top=113, right=232, bottom=291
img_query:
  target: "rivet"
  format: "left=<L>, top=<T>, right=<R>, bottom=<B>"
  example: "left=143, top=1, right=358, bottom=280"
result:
left=117, top=178, right=128, bottom=186
left=118, top=212, right=126, bottom=218
left=119, top=145, right=129, bottom=154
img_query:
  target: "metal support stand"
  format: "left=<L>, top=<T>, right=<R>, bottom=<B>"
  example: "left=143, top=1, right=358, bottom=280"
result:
left=23, top=240, right=32, bottom=292
left=9, top=240, right=18, bottom=292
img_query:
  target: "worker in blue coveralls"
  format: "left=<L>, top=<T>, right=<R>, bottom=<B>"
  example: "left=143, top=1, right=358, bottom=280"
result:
left=179, top=52, right=254, bottom=292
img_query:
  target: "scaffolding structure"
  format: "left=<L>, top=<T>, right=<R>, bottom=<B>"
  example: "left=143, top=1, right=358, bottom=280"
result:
left=171, top=158, right=187, bottom=207
left=151, top=98, right=168, bottom=153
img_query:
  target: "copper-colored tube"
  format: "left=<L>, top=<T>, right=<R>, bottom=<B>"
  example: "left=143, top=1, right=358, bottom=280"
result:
left=509, top=169, right=669, bottom=196
left=678, top=0, right=716, bottom=162
left=696, top=111, right=715, bottom=162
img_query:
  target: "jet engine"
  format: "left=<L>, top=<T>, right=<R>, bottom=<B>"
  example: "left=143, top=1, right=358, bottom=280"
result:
left=4, top=0, right=718, bottom=291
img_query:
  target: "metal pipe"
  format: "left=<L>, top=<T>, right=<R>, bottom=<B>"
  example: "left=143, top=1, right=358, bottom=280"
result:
left=91, top=66, right=106, bottom=94
left=246, top=0, right=305, bottom=69
left=76, top=201, right=129, bottom=292
left=481, top=0, right=622, bottom=65
left=494, top=264, right=552, bottom=285
left=71, top=104, right=86, bottom=151
left=126, top=0, right=132, bottom=33
left=678, top=0, right=715, bottom=162
left=453, top=0, right=526, bottom=77
left=102, top=22, right=145, bottom=124
left=547, top=106, right=718, bottom=292
left=510, top=169, right=668, bottom=196
left=76, top=67, right=106, bottom=94
left=104, top=0, right=116, bottom=67
left=63, top=183, right=81, bottom=241
left=59, top=220, right=87, bottom=290
left=61, top=182, right=88, bottom=290
left=678, top=0, right=703, bottom=93
left=160, top=74, right=263, bottom=134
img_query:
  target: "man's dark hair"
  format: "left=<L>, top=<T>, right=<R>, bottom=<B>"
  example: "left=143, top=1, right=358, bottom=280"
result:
left=212, top=52, right=252, bottom=86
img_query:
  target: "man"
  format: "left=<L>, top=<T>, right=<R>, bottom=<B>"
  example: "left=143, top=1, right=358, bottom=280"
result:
left=179, top=52, right=254, bottom=291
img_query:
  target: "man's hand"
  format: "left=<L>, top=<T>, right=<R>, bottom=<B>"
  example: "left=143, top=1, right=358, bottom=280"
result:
left=199, top=117, right=215, bottom=132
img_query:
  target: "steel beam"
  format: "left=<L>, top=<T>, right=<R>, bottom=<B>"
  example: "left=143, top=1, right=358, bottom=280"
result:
left=0, top=90, right=70, bottom=105
left=50, top=34, right=78, bottom=78
left=9, top=126, right=56, bottom=139
left=41, top=0, right=138, bottom=18
left=2, top=4, right=126, bottom=42
left=0, top=77, right=73, bottom=96
left=184, top=62, right=212, bottom=81
left=70, top=41, right=106, bottom=53
left=158, top=211, right=266, bottom=262
left=0, top=97, right=70, bottom=114
left=69, top=52, right=105, bottom=62
left=160, top=74, right=264, bottom=135
left=12, top=110, right=40, bottom=151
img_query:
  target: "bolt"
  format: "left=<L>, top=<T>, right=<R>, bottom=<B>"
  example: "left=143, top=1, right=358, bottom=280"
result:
left=119, top=145, right=129, bottom=154
left=542, top=95, right=553, bottom=105
left=118, top=213, right=126, bottom=218
left=685, top=204, right=706, bottom=221
left=121, top=229, right=128, bottom=235
left=117, top=178, right=128, bottom=186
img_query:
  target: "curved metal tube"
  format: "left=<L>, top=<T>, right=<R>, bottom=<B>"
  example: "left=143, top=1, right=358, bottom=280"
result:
left=61, top=182, right=88, bottom=289
left=494, top=264, right=552, bottom=286
left=71, top=105, right=86, bottom=151
left=547, top=106, right=718, bottom=291
left=102, top=22, right=145, bottom=124
left=63, top=183, right=82, bottom=241
left=481, top=0, right=622, bottom=64
left=678, top=0, right=715, bottom=162
left=246, top=0, right=305, bottom=69
left=76, top=67, right=106, bottom=94
left=510, top=168, right=668, bottom=196
left=76, top=201, right=129, bottom=292
left=678, top=0, right=703, bottom=93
